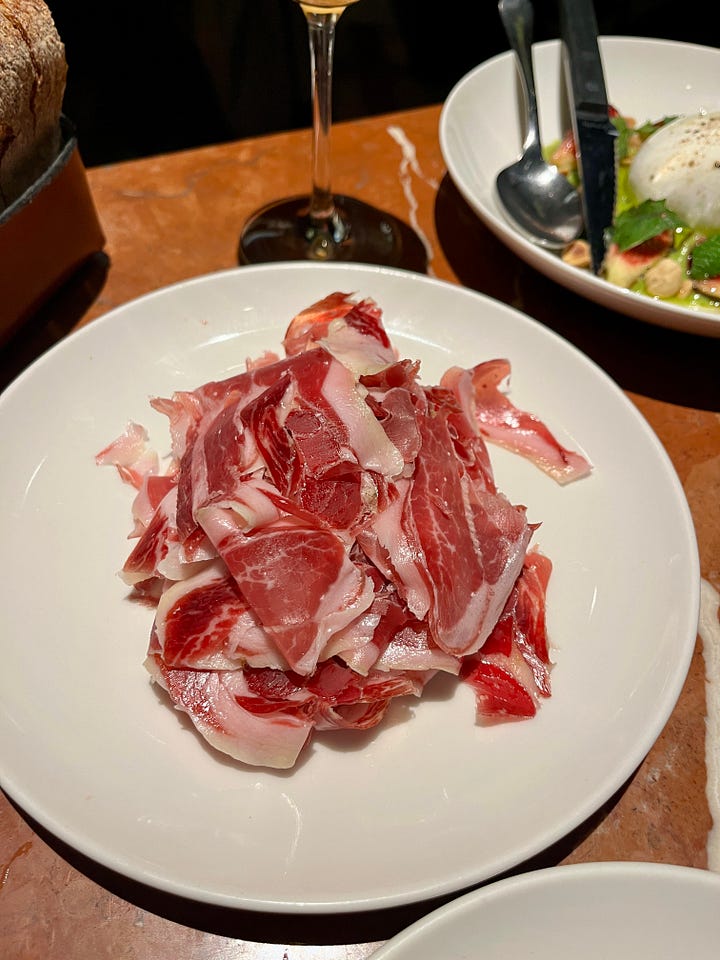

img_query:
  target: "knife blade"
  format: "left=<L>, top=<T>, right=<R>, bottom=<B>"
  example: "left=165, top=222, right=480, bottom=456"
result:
left=558, top=0, right=616, bottom=274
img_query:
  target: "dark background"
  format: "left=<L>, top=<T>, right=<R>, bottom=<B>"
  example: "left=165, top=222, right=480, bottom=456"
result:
left=49, top=1, right=707, bottom=168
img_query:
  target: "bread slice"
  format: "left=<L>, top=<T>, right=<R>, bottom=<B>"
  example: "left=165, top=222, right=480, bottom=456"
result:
left=0, top=0, right=67, bottom=210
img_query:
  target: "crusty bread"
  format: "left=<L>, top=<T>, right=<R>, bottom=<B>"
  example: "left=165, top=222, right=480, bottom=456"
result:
left=0, top=0, right=67, bottom=211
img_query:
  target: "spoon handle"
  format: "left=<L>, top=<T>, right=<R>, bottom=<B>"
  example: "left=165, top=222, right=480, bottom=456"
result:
left=498, top=0, right=541, bottom=159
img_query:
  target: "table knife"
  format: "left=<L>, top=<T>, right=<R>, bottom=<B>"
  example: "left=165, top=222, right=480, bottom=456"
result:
left=558, top=0, right=616, bottom=274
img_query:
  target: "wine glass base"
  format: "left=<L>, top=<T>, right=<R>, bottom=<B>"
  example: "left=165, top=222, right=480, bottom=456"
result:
left=238, top=195, right=428, bottom=272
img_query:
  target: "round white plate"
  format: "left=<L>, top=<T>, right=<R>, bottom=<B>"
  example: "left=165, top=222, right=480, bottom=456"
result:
left=371, top=862, right=720, bottom=959
left=0, top=263, right=699, bottom=912
left=439, top=37, right=720, bottom=338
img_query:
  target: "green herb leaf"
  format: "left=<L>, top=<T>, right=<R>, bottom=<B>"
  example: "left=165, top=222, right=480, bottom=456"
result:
left=690, top=234, right=720, bottom=279
left=611, top=114, right=632, bottom=162
left=611, top=199, right=687, bottom=251
left=635, top=115, right=678, bottom=141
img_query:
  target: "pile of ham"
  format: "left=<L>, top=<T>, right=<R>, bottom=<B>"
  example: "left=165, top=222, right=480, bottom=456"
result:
left=96, top=292, right=591, bottom=769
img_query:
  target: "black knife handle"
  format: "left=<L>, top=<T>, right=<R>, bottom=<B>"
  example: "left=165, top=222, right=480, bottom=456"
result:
left=558, top=0, right=609, bottom=114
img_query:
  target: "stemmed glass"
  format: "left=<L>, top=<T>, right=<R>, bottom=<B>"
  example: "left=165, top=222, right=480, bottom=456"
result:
left=238, top=0, right=425, bottom=269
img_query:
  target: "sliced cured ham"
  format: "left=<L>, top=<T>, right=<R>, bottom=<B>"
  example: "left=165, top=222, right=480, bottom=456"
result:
left=152, top=560, right=287, bottom=671
left=197, top=500, right=375, bottom=676
left=462, top=551, right=553, bottom=720
left=95, top=421, right=159, bottom=489
left=145, top=654, right=314, bottom=769
left=98, top=292, right=591, bottom=769
left=283, top=291, right=398, bottom=376
left=441, top=362, right=593, bottom=484
left=408, top=388, right=531, bottom=655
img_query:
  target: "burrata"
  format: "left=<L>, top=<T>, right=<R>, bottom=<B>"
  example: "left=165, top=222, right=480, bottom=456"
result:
left=629, top=111, right=720, bottom=231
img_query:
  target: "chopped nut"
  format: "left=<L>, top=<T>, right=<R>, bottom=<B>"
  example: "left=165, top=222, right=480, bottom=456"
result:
left=678, top=279, right=693, bottom=299
left=644, top=258, right=684, bottom=298
left=561, top=239, right=591, bottom=269
left=551, top=152, right=575, bottom=175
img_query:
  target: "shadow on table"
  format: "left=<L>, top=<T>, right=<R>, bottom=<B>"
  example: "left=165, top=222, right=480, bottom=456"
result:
left=5, top=774, right=630, bottom=946
left=434, top=175, right=720, bottom=414
left=0, top=252, right=110, bottom=394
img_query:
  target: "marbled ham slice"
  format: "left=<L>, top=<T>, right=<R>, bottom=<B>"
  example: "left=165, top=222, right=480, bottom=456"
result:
left=356, top=477, right=433, bottom=620
left=236, top=659, right=431, bottom=732
left=153, top=560, right=287, bottom=670
left=120, top=486, right=179, bottom=587
left=197, top=501, right=374, bottom=676
left=95, top=421, right=160, bottom=489
left=95, top=423, right=174, bottom=537
left=145, top=654, right=314, bottom=769
left=145, top=652, right=433, bottom=769
left=408, top=389, right=531, bottom=656
left=283, top=292, right=398, bottom=377
left=462, top=551, right=553, bottom=720
left=99, top=292, right=591, bottom=768
left=442, top=362, right=592, bottom=485
left=282, top=291, right=357, bottom=356
left=360, top=360, right=424, bottom=466
left=175, top=346, right=403, bottom=545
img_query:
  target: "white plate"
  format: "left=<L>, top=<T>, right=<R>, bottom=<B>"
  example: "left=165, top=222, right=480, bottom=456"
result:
left=439, top=37, right=720, bottom=338
left=371, top=862, right=720, bottom=959
left=0, top=263, right=699, bottom=912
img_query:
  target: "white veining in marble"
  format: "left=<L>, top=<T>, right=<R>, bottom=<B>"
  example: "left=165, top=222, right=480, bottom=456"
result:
left=386, top=125, right=437, bottom=275
left=700, top=577, right=720, bottom=871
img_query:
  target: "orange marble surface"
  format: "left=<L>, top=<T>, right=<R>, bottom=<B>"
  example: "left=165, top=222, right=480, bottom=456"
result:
left=1, top=104, right=719, bottom=959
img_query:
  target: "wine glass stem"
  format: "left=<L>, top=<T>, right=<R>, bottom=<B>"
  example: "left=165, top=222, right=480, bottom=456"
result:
left=305, top=11, right=341, bottom=227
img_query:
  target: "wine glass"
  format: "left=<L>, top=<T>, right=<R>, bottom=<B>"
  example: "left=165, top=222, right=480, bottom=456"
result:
left=238, top=0, right=426, bottom=269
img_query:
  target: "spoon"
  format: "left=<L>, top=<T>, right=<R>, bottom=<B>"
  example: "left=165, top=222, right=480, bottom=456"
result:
left=496, top=0, right=583, bottom=249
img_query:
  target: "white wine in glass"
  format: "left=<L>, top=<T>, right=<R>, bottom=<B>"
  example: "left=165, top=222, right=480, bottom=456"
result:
left=238, top=0, right=426, bottom=269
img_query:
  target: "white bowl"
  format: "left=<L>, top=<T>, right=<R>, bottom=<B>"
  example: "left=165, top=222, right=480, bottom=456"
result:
left=439, top=37, right=720, bottom=337
left=372, top=862, right=720, bottom=959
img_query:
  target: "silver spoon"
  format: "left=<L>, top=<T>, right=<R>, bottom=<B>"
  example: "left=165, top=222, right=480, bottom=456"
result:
left=496, top=0, right=583, bottom=249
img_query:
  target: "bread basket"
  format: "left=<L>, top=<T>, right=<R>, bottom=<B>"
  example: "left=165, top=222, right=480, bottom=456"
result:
left=0, top=115, right=105, bottom=346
